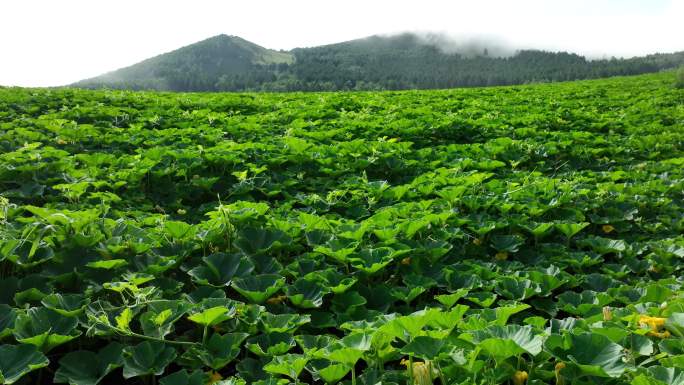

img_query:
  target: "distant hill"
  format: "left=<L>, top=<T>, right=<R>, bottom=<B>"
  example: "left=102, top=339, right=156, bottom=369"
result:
left=74, top=33, right=684, bottom=92
left=74, top=35, right=293, bottom=91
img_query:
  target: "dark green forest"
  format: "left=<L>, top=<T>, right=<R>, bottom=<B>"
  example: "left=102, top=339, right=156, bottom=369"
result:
left=75, top=34, right=684, bottom=92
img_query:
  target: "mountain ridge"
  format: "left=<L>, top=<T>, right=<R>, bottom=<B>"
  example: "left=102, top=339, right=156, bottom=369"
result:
left=74, top=33, right=684, bottom=91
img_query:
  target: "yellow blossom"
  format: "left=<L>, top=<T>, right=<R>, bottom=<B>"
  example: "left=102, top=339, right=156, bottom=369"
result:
left=639, top=315, right=666, bottom=330
left=401, top=257, right=412, bottom=265
left=555, top=362, right=566, bottom=385
left=401, top=359, right=433, bottom=385
left=602, top=306, right=613, bottom=321
left=512, top=370, right=528, bottom=385
left=647, top=330, right=671, bottom=339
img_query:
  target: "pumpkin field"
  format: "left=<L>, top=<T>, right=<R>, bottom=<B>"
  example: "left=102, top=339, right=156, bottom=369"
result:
left=0, top=71, right=683, bottom=385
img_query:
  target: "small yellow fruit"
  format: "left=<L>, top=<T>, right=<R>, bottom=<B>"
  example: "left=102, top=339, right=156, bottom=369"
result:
left=473, top=238, right=482, bottom=245
left=602, top=224, right=615, bottom=233
left=401, top=257, right=412, bottom=265
left=512, top=370, right=528, bottom=385
left=495, top=251, right=508, bottom=261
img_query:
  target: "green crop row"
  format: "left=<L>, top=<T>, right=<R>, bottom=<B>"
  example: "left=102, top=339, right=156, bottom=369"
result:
left=0, top=72, right=683, bottom=384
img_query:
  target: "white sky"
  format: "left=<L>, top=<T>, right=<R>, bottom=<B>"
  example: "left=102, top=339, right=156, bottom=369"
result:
left=1, top=0, right=682, bottom=87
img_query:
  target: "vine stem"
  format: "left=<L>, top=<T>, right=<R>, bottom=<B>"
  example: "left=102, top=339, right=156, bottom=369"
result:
left=98, top=321, right=198, bottom=346
left=408, top=356, right=414, bottom=385
left=435, top=362, right=447, bottom=385
left=125, top=330, right=198, bottom=346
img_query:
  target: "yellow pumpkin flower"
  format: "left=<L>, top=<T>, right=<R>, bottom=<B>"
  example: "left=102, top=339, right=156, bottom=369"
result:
left=206, top=371, right=223, bottom=385
left=555, top=362, right=566, bottom=385
left=647, top=330, right=671, bottom=339
left=401, top=359, right=433, bottom=385
left=639, top=315, right=666, bottom=330
left=602, top=306, right=613, bottom=321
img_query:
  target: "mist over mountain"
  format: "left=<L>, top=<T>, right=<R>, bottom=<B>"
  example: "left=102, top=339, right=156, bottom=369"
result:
left=396, top=32, right=516, bottom=57
left=74, top=33, right=684, bottom=92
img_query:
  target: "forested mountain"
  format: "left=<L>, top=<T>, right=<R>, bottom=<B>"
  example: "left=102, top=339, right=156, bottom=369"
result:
left=74, top=33, right=684, bottom=91
left=74, top=35, right=294, bottom=91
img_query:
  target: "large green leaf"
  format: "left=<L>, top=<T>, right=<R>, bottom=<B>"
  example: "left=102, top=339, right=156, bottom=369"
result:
left=164, top=221, right=195, bottom=240
left=13, top=307, right=81, bottom=352
left=306, top=359, right=351, bottom=384
left=122, top=341, right=177, bottom=379
left=187, top=306, right=236, bottom=327
left=494, top=277, right=542, bottom=300
left=0, top=344, right=49, bottom=384
left=666, top=313, right=684, bottom=338
left=41, top=293, right=90, bottom=317
left=232, top=274, right=286, bottom=304
left=320, top=333, right=371, bottom=366
left=305, top=268, right=357, bottom=294
left=632, top=366, right=684, bottom=385
left=348, top=247, right=398, bottom=274
left=264, top=354, right=309, bottom=381
left=400, top=336, right=445, bottom=359
left=286, top=279, right=330, bottom=309
left=260, top=313, right=311, bottom=333
left=435, top=289, right=469, bottom=309
left=490, top=234, right=525, bottom=253
left=314, top=238, right=359, bottom=264
left=545, top=332, right=626, bottom=378
left=188, top=252, right=254, bottom=287
left=159, top=370, right=204, bottom=385
left=235, top=228, right=290, bottom=255
left=379, top=311, right=430, bottom=342
left=555, top=222, right=589, bottom=240
left=578, top=236, right=627, bottom=255
left=0, top=305, right=16, bottom=339
left=470, top=325, right=542, bottom=362
left=247, top=332, right=296, bottom=356
left=86, top=259, right=128, bottom=270
left=193, top=332, right=249, bottom=370
left=53, top=342, right=124, bottom=385
left=140, top=300, right=192, bottom=339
